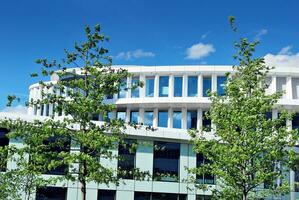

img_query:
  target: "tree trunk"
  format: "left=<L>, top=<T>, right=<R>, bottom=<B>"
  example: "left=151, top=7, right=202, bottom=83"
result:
left=242, top=192, right=247, bottom=200
left=81, top=179, right=86, bottom=200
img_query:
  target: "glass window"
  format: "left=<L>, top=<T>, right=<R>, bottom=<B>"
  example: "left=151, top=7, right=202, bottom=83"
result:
left=43, top=137, right=70, bottom=175
left=174, top=76, right=183, bottom=97
left=294, top=160, right=299, bottom=192
left=118, top=139, right=136, bottom=179
left=118, top=79, right=127, bottom=98
left=135, top=192, right=151, bottom=200
left=0, top=128, right=9, bottom=172
left=196, top=195, right=212, bottom=200
left=131, top=77, right=140, bottom=98
left=187, top=110, right=197, bottom=129
left=188, top=76, right=198, bottom=97
left=117, top=111, right=126, bottom=121
left=135, top=193, right=186, bottom=200
left=36, top=187, right=67, bottom=200
left=196, top=153, right=215, bottom=184
left=202, top=111, right=211, bottom=131
left=203, top=77, right=211, bottom=97
left=153, top=141, right=180, bottom=182
left=158, top=111, right=168, bottom=128
left=46, top=104, right=50, bottom=116
left=98, top=190, right=116, bottom=200
left=144, top=111, right=153, bottom=126
left=217, top=76, right=226, bottom=96
left=159, top=76, right=169, bottom=97
left=292, top=113, right=299, bottom=131
left=265, top=112, right=272, bottom=120
left=173, top=111, right=182, bottom=129
left=130, top=111, right=139, bottom=124
left=105, top=111, right=114, bottom=122
left=146, top=76, right=155, bottom=97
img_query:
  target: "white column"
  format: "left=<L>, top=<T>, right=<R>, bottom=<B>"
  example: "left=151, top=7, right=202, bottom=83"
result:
left=181, top=108, right=187, bottom=130
left=125, top=108, right=131, bottom=123
left=139, top=108, right=144, bottom=124
left=37, top=87, right=42, bottom=116
left=127, top=76, right=132, bottom=98
left=169, top=74, right=174, bottom=98
left=153, top=108, right=158, bottom=127
left=154, top=74, right=159, bottom=98
left=27, top=88, right=34, bottom=115
left=286, top=76, right=293, bottom=99
left=272, top=76, right=277, bottom=94
left=197, top=108, right=203, bottom=130
left=198, top=74, right=203, bottom=97
left=212, top=74, right=217, bottom=93
left=168, top=108, right=173, bottom=128
left=140, top=74, right=146, bottom=98
left=183, top=74, right=188, bottom=97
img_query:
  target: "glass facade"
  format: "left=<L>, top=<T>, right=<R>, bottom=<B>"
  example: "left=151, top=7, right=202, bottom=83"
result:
left=202, top=111, right=211, bottom=131
left=153, top=141, right=180, bottom=182
left=174, top=76, right=183, bottom=97
left=187, top=110, right=197, bottom=129
left=158, top=111, right=168, bottom=128
left=196, top=153, right=215, bottom=184
left=36, top=187, right=67, bottom=200
left=188, top=76, right=198, bottom=97
left=0, top=128, right=9, bottom=172
left=118, top=79, right=127, bottom=98
left=117, top=111, right=126, bottom=121
left=159, top=76, right=169, bottom=97
left=135, top=192, right=186, bottom=200
left=292, top=113, right=299, bottom=131
left=130, top=111, right=139, bottom=124
left=217, top=76, right=226, bottom=96
left=196, top=195, right=212, bottom=200
left=131, top=77, right=140, bottom=98
left=173, top=111, right=182, bottom=129
left=146, top=76, right=155, bottom=97
left=144, top=111, right=154, bottom=126
left=98, top=190, right=116, bottom=200
left=203, top=77, right=211, bottom=97
left=43, top=137, right=70, bottom=175
left=118, top=139, right=136, bottom=179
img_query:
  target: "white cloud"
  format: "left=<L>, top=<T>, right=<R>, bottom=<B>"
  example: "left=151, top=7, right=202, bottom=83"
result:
left=185, top=42, right=215, bottom=60
left=2, top=105, right=27, bottom=115
left=116, top=49, right=155, bottom=60
left=278, top=45, right=292, bottom=55
left=264, top=45, right=299, bottom=68
left=255, top=29, right=268, bottom=40
left=201, top=31, right=210, bottom=39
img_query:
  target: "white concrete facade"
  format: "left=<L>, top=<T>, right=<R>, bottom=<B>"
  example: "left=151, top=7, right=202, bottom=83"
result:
left=2, top=65, right=299, bottom=200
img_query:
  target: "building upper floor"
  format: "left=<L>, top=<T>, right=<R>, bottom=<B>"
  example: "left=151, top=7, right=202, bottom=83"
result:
left=27, top=65, right=299, bottom=119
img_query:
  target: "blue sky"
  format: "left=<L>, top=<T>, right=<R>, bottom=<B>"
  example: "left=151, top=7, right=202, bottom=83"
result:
left=0, top=0, right=299, bottom=110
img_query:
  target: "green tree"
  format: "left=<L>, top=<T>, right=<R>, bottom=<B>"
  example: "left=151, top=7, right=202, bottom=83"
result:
left=189, top=17, right=299, bottom=200
left=0, top=24, right=144, bottom=200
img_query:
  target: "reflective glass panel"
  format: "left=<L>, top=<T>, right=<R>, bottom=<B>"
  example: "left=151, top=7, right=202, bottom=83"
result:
left=144, top=111, right=153, bottom=126
left=146, top=77, right=155, bottom=97
left=131, top=77, right=140, bottom=98
left=203, top=77, right=211, bottom=97
left=187, top=110, right=197, bottom=129
left=118, top=79, right=127, bottom=98
left=159, top=76, right=169, bottom=97
left=188, top=76, right=198, bottom=97
left=158, top=111, right=168, bottom=128
left=173, top=111, right=182, bottom=129
left=153, top=141, right=180, bottom=182
left=217, top=76, right=226, bottom=96
left=130, top=111, right=139, bottom=124
left=174, top=76, right=183, bottom=97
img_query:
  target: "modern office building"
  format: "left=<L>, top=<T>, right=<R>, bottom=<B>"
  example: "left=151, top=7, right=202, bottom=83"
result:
left=1, top=65, right=299, bottom=200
